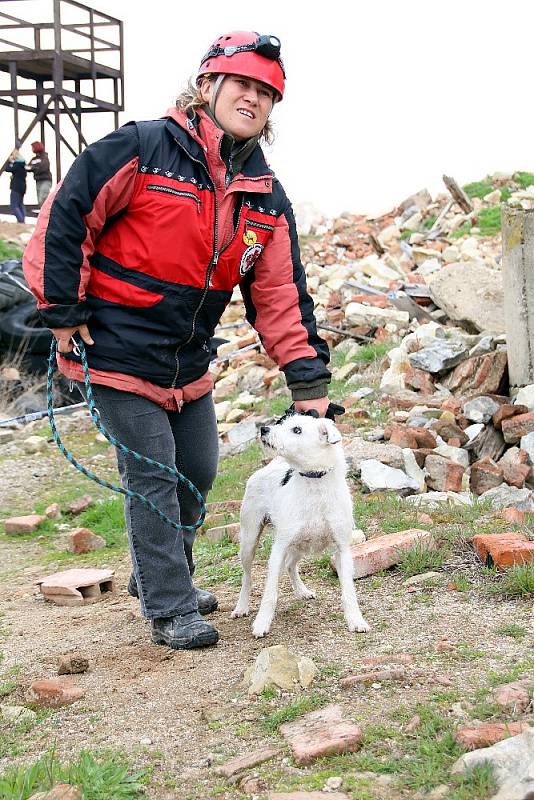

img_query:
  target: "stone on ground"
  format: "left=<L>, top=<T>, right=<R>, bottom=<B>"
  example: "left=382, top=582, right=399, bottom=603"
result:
left=478, top=485, right=534, bottom=511
left=360, top=459, right=419, bottom=492
left=37, top=568, right=116, bottom=606
left=332, top=529, right=433, bottom=579
left=0, top=705, right=37, bottom=723
left=215, top=746, right=281, bottom=778
left=279, top=704, right=362, bottom=765
left=426, top=261, right=505, bottom=333
left=242, top=645, right=318, bottom=695
left=455, top=721, right=530, bottom=749
left=28, top=679, right=85, bottom=708
left=66, top=527, right=106, bottom=554
left=4, top=514, right=46, bottom=534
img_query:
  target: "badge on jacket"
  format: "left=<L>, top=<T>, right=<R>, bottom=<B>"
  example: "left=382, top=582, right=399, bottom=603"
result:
left=243, top=230, right=257, bottom=246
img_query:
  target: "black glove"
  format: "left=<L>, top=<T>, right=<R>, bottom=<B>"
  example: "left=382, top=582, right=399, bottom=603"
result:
left=284, top=402, right=345, bottom=420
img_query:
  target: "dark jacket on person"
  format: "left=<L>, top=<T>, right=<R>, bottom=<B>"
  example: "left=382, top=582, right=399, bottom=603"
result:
left=6, top=159, right=27, bottom=195
left=22, top=108, right=330, bottom=398
left=27, top=151, right=52, bottom=183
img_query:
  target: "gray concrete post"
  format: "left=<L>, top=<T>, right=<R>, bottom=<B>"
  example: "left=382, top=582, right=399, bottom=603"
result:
left=502, top=205, right=534, bottom=389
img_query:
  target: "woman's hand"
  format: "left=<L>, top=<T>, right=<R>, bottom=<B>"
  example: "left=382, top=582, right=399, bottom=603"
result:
left=50, top=324, right=94, bottom=353
left=294, top=396, right=330, bottom=418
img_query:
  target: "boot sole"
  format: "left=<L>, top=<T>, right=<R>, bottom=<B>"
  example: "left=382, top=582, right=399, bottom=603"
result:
left=128, top=586, right=218, bottom=616
left=151, top=629, right=219, bottom=649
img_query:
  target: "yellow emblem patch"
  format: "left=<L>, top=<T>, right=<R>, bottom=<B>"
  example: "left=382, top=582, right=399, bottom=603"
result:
left=243, top=230, right=257, bottom=246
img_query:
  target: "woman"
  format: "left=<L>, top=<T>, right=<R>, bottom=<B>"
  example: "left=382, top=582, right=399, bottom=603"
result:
left=6, top=149, right=26, bottom=223
left=23, top=31, right=331, bottom=651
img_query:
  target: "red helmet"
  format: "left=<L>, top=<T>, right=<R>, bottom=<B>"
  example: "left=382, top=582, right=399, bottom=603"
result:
left=197, top=31, right=285, bottom=100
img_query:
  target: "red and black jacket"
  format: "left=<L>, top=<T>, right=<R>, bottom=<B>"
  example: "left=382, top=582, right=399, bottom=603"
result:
left=23, top=110, right=330, bottom=392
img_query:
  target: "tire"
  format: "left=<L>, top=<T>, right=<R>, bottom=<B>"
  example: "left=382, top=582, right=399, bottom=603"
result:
left=0, top=259, right=31, bottom=311
left=0, top=300, right=52, bottom=357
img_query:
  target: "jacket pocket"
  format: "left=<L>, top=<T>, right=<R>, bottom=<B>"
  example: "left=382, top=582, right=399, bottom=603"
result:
left=146, top=184, right=200, bottom=212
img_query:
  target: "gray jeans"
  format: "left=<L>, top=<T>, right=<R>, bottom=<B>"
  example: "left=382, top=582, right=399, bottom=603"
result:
left=77, top=384, right=219, bottom=618
left=36, top=179, right=52, bottom=207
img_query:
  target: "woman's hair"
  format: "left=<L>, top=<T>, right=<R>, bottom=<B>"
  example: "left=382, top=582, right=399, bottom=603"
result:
left=10, top=148, right=22, bottom=161
left=175, top=76, right=274, bottom=144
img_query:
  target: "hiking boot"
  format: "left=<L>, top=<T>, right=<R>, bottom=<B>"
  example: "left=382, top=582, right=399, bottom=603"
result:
left=151, top=612, right=219, bottom=650
left=127, top=574, right=218, bottom=615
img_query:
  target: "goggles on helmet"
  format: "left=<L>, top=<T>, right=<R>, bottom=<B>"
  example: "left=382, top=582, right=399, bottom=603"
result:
left=200, top=34, right=286, bottom=79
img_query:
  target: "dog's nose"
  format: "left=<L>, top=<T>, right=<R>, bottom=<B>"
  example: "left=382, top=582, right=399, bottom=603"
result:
left=260, top=426, right=270, bottom=437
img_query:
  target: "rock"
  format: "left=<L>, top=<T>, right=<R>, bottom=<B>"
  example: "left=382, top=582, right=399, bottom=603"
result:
left=503, top=413, right=534, bottom=444
left=455, top=722, right=530, bottom=750
left=344, top=438, right=404, bottom=470
left=341, top=668, right=407, bottom=688
left=28, top=785, right=82, bottom=800
left=502, top=462, right=531, bottom=489
left=0, top=705, right=37, bottom=724
left=36, top=568, right=116, bottom=606
left=226, top=420, right=257, bottom=450
left=345, top=303, right=410, bottom=329
left=434, top=444, right=469, bottom=468
left=4, top=514, right=46, bottom=534
left=430, top=418, right=468, bottom=445
left=386, top=425, right=419, bottom=449
left=242, top=645, right=318, bottom=695
left=499, top=447, right=529, bottom=466
left=425, top=454, right=464, bottom=492
left=408, top=341, right=469, bottom=374
left=215, top=746, right=281, bottom=778
left=334, top=529, right=433, bottom=579
left=66, top=527, right=106, bottom=554
left=323, top=777, right=343, bottom=792
left=452, top=726, right=534, bottom=800
left=515, top=384, right=534, bottom=411
left=204, top=523, right=240, bottom=544
left=520, top=432, right=534, bottom=465
left=493, top=404, right=529, bottom=430
left=57, top=654, right=89, bottom=675
left=45, top=503, right=61, bottom=519
left=65, top=495, right=94, bottom=515
left=360, top=459, right=419, bottom=493
left=427, top=262, right=505, bottom=333
left=240, top=775, right=268, bottom=794
left=469, top=334, right=496, bottom=358
left=500, top=507, right=526, bottom=524
left=473, top=531, right=534, bottom=570
left=333, top=363, right=360, bottom=382
left=28, top=679, right=85, bottom=708
left=479, top=484, right=534, bottom=511
left=466, top=424, right=507, bottom=462
left=402, top=571, right=441, bottom=586
left=463, top=396, right=500, bottom=423
left=402, top=448, right=426, bottom=493
left=444, top=351, right=508, bottom=398
left=23, top=435, right=47, bottom=454
left=279, top=704, right=362, bottom=765
left=361, top=653, right=414, bottom=666
left=470, top=457, right=504, bottom=495
left=493, top=681, right=533, bottom=714
left=0, top=429, right=14, bottom=445
left=215, top=401, right=231, bottom=422
left=405, top=491, right=473, bottom=508
left=405, top=714, right=421, bottom=733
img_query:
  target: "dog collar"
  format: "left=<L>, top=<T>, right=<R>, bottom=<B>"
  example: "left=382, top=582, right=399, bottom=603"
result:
left=280, top=468, right=332, bottom=486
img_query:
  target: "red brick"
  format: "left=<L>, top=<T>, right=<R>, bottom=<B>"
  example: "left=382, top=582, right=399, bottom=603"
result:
left=455, top=721, right=530, bottom=749
left=388, top=426, right=419, bottom=449
left=279, top=704, right=362, bottom=765
left=440, top=397, right=463, bottom=415
left=37, top=567, right=116, bottom=606
left=28, top=679, right=85, bottom=708
left=470, top=457, right=503, bottom=496
left=493, top=404, right=529, bottom=430
left=430, top=419, right=468, bottom=445
left=493, top=682, right=531, bottom=713
left=332, top=529, right=433, bottom=579
left=473, top=532, right=534, bottom=569
left=45, top=503, right=61, bottom=519
left=444, top=351, right=508, bottom=397
left=502, top=413, right=534, bottom=444
left=65, top=495, right=94, bottom=515
left=404, top=366, right=435, bottom=395
left=500, top=508, right=526, bottom=524
left=66, top=527, right=106, bottom=554
left=4, top=514, right=46, bottom=534
left=204, top=523, right=240, bottom=544
left=411, top=428, right=437, bottom=449
left=502, top=462, right=531, bottom=489
left=350, top=293, right=389, bottom=308
left=215, top=746, right=281, bottom=778
left=425, top=455, right=464, bottom=492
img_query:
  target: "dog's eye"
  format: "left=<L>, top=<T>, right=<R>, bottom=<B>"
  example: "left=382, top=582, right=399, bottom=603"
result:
left=291, top=426, right=302, bottom=435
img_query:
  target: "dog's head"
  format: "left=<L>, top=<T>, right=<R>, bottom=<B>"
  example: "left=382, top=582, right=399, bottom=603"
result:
left=259, top=412, right=342, bottom=471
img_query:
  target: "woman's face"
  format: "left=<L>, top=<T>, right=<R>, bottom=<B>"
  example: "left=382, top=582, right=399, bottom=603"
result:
left=201, top=75, right=274, bottom=140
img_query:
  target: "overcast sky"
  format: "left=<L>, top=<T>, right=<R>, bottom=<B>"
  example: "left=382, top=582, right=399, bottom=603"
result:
left=2, top=0, right=534, bottom=216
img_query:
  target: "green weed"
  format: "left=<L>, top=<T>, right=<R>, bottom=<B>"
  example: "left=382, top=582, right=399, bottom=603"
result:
left=450, top=763, right=497, bottom=800
left=493, top=563, right=534, bottom=598
left=71, top=497, right=126, bottom=549
left=0, top=241, right=23, bottom=260
left=194, top=534, right=241, bottom=586
left=463, top=180, right=494, bottom=199
left=397, top=539, right=447, bottom=578
left=260, top=693, right=326, bottom=733
left=477, top=206, right=501, bottom=236
left=496, top=623, right=528, bottom=639
left=514, top=171, right=534, bottom=189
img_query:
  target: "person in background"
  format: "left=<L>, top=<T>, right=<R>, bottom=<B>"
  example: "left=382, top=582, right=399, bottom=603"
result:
left=26, top=141, right=52, bottom=207
left=5, top=148, right=26, bottom=223
left=22, top=31, right=331, bottom=651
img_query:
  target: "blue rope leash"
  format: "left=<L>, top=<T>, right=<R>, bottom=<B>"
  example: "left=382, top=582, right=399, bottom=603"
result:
left=47, top=338, right=205, bottom=532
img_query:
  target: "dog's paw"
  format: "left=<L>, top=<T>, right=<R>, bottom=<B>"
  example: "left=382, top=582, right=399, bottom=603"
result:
left=231, top=605, right=249, bottom=619
left=347, top=616, right=370, bottom=633
left=252, top=617, right=272, bottom=638
left=294, top=587, right=316, bottom=600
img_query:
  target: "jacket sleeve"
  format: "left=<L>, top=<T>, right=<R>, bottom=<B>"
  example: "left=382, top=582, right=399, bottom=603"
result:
left=22, top=123, right=139, bottom=329
left=240, top=187, right=331, bottom=395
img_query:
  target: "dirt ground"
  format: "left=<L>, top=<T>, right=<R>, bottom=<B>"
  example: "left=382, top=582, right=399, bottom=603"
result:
left=1, top=416, right=534, bottom=799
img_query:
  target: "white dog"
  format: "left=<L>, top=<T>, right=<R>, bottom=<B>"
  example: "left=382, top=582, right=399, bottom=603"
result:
left=231, top=412, right=370, bottom=638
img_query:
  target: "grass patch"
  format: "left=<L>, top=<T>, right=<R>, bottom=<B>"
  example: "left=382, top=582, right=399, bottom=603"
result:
left=209, top=443, right=262, bottom=503
left=514, top=171, right=534, bottom=189
left=260, top=693, right=326, bottom=733
left=397, top=539, right=447, bottom=578
left=463, top=180, right=494, bottom=199
left=0, top=241, right=23, bottom=260
left=450, top=222, right=472, bottom=240
left=496, top=623, right=528, bottom=639
left=194, top=534, right=241, bottom=586
left=477, top=206, right=501, bottom=236
left=0, top=748, right=148, bottom=799
left=68, top=497, right=126, bottom=549
left=450, top=764, right=498, bottom=800
left=491, top=563, right=534, bottom=598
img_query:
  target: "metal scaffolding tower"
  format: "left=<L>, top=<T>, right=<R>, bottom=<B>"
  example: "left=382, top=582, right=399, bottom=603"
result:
left=0, top=0, right=124, bottom=211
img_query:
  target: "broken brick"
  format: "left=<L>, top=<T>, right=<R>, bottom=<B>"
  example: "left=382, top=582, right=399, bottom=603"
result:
left=279, top=704, right=362, bottom=765
left=502, top=413, right=534, bottom=444
left=332, top=529, right=433, bottom=579
left=499, top=507, right=526, bottom=525
left=65, top=495, right=94, bottom=515
left=470, top=457, right=503, bottom=496
left=4, top=514, right=46, bottom=534
left=493, top=404, right=529, bottom=430
left=341, top=668, right=407, bottom=688
left=430, top=419, right=468, bottom=445
left=425, top=454, right=464, bottom=492
left=28, top=679, right=84, bottom=708
left=66, top=528, right=106, bottom=554
left=411, top=428, right=437, bottom=449
left=204, top=523, right=240, bottom=544
left=37, top=568, right=116, bottom=606
left=455, top=721, right=530, bottom=750
left=501, top=462, right=531, bottom=489
left=473, top=532, right=534, bottom=570
left=388, top=425, right=419, bottom=449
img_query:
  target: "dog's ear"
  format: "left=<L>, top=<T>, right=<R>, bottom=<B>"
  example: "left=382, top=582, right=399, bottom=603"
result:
left=318, top=420, right=342, bottom=445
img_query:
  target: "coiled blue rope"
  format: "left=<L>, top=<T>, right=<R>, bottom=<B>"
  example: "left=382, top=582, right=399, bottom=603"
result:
left=47, top=338, right=205, bottom=532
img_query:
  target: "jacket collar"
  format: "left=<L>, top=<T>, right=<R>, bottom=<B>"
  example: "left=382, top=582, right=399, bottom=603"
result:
left=164, top=106, right=273, bottom=184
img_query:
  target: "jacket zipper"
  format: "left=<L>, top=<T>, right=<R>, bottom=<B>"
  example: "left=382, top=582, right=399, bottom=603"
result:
left=245, top=219, right=275, bottom=232
left=146, top=184, right=201, bottom=212
left=170, top=137, right=220, bottom=388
